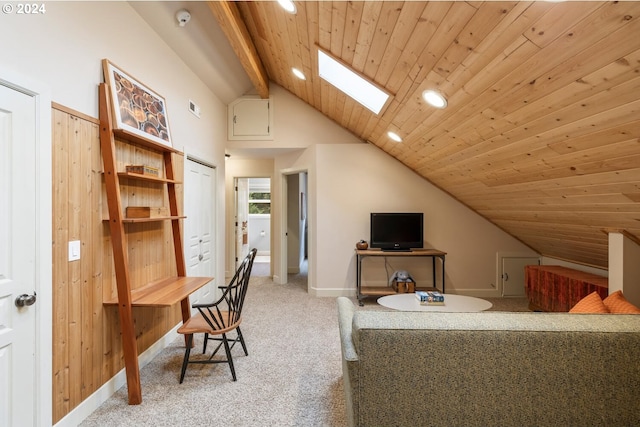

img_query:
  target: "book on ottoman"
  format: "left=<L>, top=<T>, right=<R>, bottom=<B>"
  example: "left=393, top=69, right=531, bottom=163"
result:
left=416, top=291, right=445, bottom=305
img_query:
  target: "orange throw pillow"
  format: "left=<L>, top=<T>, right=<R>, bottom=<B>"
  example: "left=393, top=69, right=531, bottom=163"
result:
left=603, top=290, right=640, bottom=314
left=569, top=291, right=609, bottom=313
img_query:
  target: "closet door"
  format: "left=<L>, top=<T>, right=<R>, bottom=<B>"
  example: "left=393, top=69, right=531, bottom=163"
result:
left=184, top=158, right=216, bottom=304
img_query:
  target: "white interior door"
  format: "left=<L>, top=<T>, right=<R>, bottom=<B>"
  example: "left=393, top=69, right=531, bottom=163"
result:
left=0, top=84, right=37, bottom=426
left=184, top=158, right=215, bottom=304
left=502, top=256, right=540, bottom=296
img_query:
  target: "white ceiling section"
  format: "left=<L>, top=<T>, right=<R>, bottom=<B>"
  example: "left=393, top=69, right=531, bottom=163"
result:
left=130, top=1, right=253, bottom=104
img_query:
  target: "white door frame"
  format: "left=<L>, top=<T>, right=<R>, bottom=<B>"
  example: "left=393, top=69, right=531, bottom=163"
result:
left=279, top=168, right=310, bottom=288
left=0, top=67, right=52, bottom=427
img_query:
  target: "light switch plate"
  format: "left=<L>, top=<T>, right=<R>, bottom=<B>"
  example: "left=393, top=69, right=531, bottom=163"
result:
left=68, top=240, right=81, bottom=261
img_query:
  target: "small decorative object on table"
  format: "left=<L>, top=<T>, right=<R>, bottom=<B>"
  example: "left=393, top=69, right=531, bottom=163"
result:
left=392, top=279, right=415, bottom=293
left=416, top=290, right=445, bottom=305
left=356, top=240, right=368, bottom=250
left=125, top=164, right=159, bottom=177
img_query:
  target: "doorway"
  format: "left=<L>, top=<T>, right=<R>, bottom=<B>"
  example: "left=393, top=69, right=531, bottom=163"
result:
left=235, top=177, right=271, bottom=276
left=285, top=172, right=308, bottom=284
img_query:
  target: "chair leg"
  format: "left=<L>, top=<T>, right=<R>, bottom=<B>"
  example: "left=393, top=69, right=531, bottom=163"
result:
left=222, top=333, right=237, bottom=381
left=202, top=333, right=209, bottom=354
left=236, top=326, right=248, bottom=356
left=179, top=334, right=193, bottom=384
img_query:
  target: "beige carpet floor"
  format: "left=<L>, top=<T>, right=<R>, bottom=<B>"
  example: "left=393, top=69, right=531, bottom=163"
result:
left=79, top=274, right=530, bottom=427
left=80, top=273, right=345, bottom=427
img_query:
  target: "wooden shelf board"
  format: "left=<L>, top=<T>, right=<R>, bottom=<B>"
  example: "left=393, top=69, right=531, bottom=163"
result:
left=359, top=286, right=397, bottom=296
left=356, top=248, right=447, bottom=257
left=102, top=216, right=186, bottom=223
left=113, top=128, right=180, bottom=154
left=120, top=215, right=185, bottom=223
left=104, top=276, right=213, bottom=307
left=117, top=172, right=182, bottom=184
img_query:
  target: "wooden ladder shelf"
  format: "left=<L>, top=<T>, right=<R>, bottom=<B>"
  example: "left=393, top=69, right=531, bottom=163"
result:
left=98, top=83, right=213, bottom=404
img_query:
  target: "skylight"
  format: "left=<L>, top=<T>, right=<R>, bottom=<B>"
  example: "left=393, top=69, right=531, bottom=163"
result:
left=317, top=49, right=390, bottom=115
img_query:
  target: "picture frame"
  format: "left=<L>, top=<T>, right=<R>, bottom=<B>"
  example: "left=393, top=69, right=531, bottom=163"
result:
left=102, top=59, right=172, bottom=147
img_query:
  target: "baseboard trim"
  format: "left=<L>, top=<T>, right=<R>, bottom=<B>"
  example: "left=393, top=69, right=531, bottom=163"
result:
left=447, top=288, right=502, bottom=298
left=53, top=324, right=181, bottom=427
left=309, top=287, right=356, bottom=298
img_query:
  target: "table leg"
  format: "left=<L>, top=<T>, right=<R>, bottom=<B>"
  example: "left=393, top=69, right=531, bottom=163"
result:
left=357, top=254, right=364, bottom=306
left=432, top=257, right=436, bottom=291
left=441, top=255, right=446, bottom=293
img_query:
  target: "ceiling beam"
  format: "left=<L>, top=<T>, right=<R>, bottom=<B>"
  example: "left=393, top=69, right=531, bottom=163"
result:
left=207, top=0, right=269, bottom=99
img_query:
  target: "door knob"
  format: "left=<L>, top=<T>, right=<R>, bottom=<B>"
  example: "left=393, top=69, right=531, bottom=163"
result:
left=503, top=273, right=509, bottom=282
left=15, top=292, right=37, bottom=307
left=199, top=254, right=203, bottom=261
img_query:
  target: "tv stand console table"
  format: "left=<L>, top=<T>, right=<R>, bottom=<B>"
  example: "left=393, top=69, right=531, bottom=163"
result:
left=355, top=249, right=446, bottom=306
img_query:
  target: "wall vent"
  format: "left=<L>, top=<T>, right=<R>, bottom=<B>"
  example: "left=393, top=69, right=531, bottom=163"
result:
left=188, top=100, right=201, bottom=118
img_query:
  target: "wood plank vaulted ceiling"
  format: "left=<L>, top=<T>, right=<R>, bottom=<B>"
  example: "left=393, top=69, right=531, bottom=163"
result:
left=210, top=0, right=640, bottom=269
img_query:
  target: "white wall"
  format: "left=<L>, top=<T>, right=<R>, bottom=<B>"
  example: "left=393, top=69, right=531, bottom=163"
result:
left=227, top=84, right=361, bottom=283
left=248, top=216, right=270, bottom=254
left=311, top=144, right=537, bottom=297
left=271, top=141, right=538, bottom=297
left=228, top=86, right=538, bottom=296
left=0, top=2, right=228, bottom=289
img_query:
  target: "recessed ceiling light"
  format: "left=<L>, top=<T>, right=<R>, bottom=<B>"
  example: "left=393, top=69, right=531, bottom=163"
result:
left=277, top=0, right=296, bottom=14
left=387, top=131, right=402, bottom=142
left=318, top=49, right=390, bottom=115
left=292, top=67, right=306, bottom=80
left=422, top=90, right=447, bottom=109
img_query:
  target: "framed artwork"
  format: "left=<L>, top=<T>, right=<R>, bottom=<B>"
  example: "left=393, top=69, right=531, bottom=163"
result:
left=102, top=59, right=172, bottom=147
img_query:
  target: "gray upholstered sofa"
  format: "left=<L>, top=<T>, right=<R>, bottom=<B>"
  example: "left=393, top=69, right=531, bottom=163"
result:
left=337, top=297, right=640, bottom=427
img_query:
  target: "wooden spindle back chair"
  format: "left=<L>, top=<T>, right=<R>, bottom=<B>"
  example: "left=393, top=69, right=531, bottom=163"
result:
left=177, top=248, right=257, bottom=383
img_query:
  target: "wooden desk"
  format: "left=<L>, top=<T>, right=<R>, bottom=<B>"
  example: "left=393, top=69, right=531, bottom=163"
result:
left=103, top=276, right=213, bottom=306
left=355, top=249, right=446, bottom=306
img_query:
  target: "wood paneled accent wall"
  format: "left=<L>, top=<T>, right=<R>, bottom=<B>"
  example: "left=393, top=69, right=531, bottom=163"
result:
left=51, top=104, right=184, bottom=423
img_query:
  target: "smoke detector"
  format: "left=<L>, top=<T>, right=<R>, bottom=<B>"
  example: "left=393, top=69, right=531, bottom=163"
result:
left=176, top=9, right=191, bottom=27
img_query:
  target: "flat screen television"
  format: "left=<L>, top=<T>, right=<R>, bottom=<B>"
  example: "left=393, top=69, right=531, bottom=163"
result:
left=370, top=212, right=424, bottom=251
